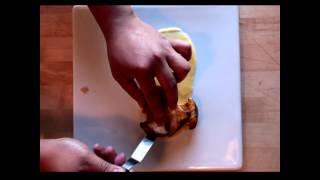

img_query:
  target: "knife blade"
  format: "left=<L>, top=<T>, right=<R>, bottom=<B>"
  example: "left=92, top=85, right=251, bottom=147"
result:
left=122, top=135, right=156, bottom=172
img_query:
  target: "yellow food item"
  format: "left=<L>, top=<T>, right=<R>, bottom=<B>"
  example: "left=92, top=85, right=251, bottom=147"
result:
left=158, top=27, right=197, bottom=105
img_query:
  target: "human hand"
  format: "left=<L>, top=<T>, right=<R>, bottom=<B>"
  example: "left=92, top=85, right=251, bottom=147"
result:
left=96, top=10, right=191, bottom=126
left=40, top=138, right=126, bottom=172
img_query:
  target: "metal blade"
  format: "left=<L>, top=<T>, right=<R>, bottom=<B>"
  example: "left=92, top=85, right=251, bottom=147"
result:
left=122, top=135, right=156, bottom=172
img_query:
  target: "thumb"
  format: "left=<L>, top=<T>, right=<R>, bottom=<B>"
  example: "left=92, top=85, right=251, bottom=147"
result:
left=85, top=153, right=126, bottom=172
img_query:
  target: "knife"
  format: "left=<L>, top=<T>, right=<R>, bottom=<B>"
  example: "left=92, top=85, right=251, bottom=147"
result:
left=122, top=135, right=157, bottom=172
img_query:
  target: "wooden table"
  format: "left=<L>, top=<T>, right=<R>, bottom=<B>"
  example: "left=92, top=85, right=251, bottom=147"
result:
left=40, top=5, right=280, bottom=171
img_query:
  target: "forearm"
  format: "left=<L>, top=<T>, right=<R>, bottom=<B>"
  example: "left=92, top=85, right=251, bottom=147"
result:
left=89, top=5, right=136, bottom=39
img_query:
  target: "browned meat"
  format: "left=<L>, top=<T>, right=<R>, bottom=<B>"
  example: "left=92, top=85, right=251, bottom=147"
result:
left=140, top=98, right=198, bottom=137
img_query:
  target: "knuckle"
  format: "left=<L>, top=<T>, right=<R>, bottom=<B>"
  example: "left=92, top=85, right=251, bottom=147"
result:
left=79, top=150, right=90, bottom=162
left=181, top=63, right=191, bottom=75
left=160, top=39, right=171, bottom=48
left=135, top=62, right=150, bottom=72
left=152, top=51, right=164, bottom=61
left=99, top=160, right=111, bottom=172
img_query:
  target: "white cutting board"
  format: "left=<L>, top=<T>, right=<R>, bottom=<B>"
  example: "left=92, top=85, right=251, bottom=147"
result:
left=73, top=5, right=242, bottom=171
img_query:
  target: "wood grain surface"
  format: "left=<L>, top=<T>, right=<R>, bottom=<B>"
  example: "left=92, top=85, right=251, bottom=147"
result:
left=40, top=5, right=280, bottom=171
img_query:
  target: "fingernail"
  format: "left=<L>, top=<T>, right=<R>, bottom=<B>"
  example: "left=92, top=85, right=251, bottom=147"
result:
left=106, top=146, right=114, bottom=152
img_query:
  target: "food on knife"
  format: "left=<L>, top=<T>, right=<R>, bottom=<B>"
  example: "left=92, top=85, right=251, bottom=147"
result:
left=140, top=27, right=198, bottom=137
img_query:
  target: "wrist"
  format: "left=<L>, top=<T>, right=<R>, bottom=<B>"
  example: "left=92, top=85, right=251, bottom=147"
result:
left=89, top=5, right=137, bottom=39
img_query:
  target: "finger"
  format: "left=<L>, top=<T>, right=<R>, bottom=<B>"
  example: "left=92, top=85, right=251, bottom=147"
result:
left=155, top=62, right=178, bottom=109
left=166, top=51, right=191, bottom=82
left=102, top=146, right=117, bottom=163
left=114, top=152, right=126, bottom=166
left=136, top=76, right=166, bottom=125
left=85, top=153, right=125, bottom=172
left=169, top=39, right=192, bottom=61
left=117, top=78, right=146, bottom=109
left=172, top=72, right=183, bottom=83
left=94, top=145, right=117, bottom=164
left=93, top=144, right=104, bottom=154
left=101, top=146, right=117, bottom=163
left=94, top=145, right=125, bottom=165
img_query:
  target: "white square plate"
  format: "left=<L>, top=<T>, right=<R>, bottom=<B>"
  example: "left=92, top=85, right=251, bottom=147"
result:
left=73, top=5, right=242, bottom=171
